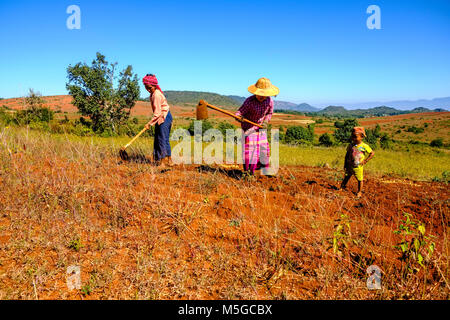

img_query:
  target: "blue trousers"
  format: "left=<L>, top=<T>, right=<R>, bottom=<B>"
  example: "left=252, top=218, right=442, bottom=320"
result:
left=153, top=111, right=172, bottom=161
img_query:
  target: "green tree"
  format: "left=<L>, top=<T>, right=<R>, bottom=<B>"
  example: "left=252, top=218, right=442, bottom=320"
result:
left=333, top=119, right=358, bottom=143
left=318, top=133, right=333, bottom=147
left=14, top=89, right=54, bottom=124
left=66, top=52, right=140, bottom=133
left=379, top=132, right=392, bottom=149
left=430, top=138, right=443, bottom=148
left=187, top=120, right=214, bottom=136
left=217, top=121, right=236, bottom=136
left=285, top=125, right=314, bottom=144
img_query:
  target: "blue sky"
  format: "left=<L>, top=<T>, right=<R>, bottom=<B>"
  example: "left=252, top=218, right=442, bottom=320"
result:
left=0, top=0, right=449, bottom=106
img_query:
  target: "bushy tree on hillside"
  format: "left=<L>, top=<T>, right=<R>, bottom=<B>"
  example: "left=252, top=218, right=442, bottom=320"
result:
left=430, top=138, right=443, bottom=148
left=187, top=119, right=214, bottom=136
left=66, top=52, right=140, bottom=133
left=365, top=124, right=381, bottom=147
left=333, top=119, right=358, bottom=143
left=217, top=121, right=236, bottom=136
left=14, top=89, right=54, bottom=124
left=319, top=132, right=333, bottom=147
left=284, top=124, right=314, bottom=145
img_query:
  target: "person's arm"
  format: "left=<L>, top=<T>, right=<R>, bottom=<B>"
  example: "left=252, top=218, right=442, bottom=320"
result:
left=262, top=98, right=274, bottom=125
left=344, top=145, right=351, bottom=170
left=145, top=92, right=163, bottom=128
left=235, top=99, right=250, bottom=122
left=362, top=151, right=375, bottom=165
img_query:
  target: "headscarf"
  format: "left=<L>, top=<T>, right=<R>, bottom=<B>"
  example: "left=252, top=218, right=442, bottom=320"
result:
left=143, top=74, right=163, bottom=94
left=352, top=126, right=366, bottom=138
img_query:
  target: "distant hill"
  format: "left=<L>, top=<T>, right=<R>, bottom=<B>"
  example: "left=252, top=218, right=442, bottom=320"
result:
left=312, top=105, right=448, bottom=118
left=295, top=103, right=320, bottom=112
left=227, top=95, right=246, bottom=104
left=344, top=97, right=450, bottom=110
left=226, top=95, right=320, bottom=112
left=141, top=91, right=240, bottom=108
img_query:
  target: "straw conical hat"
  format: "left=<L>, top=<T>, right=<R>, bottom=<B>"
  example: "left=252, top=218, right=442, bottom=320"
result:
left=248, top=77, right=279, bottom=97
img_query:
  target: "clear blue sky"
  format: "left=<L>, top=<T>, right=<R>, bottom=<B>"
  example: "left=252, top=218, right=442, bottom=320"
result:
left=1, top=0, right=449, bottom=106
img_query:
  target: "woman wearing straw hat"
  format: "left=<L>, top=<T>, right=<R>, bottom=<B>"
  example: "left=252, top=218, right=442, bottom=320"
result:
left=235, top=77, right=279, bottom=176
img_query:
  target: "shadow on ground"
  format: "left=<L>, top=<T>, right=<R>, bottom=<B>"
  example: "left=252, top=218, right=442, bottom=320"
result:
left=197, top=165, right=244, bottom=180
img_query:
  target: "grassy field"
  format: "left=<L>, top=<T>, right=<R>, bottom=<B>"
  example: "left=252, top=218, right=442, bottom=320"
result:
left=3, top=126, right=447, bottom=182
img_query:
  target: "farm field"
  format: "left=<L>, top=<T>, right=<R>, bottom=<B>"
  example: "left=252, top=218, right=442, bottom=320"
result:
left=0, top=126, right=449, bottom=299
left=2, top=95, right=449, bottom=146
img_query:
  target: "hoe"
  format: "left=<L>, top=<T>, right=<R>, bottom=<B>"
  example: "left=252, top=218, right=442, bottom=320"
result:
left=119, top=127, right=147, bottom=161
left=196, top=100, right=263, bottom=128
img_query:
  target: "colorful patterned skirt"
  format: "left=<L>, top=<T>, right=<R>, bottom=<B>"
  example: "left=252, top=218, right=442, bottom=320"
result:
left=243, top=130, right=270, bottom=174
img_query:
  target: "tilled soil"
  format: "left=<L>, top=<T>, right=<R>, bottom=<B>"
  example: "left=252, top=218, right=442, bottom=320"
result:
left=0, top=153, right=448, bottom=299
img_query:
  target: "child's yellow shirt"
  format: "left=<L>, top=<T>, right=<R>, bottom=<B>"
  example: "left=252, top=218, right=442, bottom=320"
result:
left=345, top=142, right=373, bottom=181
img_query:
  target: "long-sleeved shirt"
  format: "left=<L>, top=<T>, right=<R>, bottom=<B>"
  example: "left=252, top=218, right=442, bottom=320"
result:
left=148, top=89, right=170, bottom=126
left=235, top=95, right=274, bottom=132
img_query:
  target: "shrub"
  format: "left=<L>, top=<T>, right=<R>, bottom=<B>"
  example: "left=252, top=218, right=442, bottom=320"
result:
left=379, top=133, right=393, bottom=149
left=0, top=107, right=13, bottom=124
left=430, top=138, right=443, bottom=148
left=187, top=120, right=214, bottom=136
left=217, top=121, right=236, bottom=136
left=14, top=107, right=54, bottom=125
left=432, top=171, right=450, bottom=183
left=285, top=125, right=314, bottom=145
left=318, top=133, right=333, bottom=147
left=406, top=126, right=424, bottom=134
left=333, top=119, right=358, bottom=143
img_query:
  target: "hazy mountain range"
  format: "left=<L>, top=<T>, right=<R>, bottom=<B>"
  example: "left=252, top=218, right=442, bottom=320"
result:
left=141, top=91, right=449, bottom=115
left=228, top=95, right=449, bottom=113
left=341, top=97, right=450, bottom=110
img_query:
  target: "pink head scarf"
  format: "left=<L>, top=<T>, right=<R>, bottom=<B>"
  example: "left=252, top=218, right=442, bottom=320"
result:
left=143, top=74, right=163, bottom=94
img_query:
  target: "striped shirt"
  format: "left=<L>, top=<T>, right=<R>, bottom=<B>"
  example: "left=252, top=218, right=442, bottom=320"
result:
left=235, top=95, right=274, bottom=131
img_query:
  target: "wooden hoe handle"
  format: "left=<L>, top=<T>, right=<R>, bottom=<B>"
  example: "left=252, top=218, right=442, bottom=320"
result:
left=122, top=127, right=148, bottom=150
left=199, top=100, right=263, bottom=129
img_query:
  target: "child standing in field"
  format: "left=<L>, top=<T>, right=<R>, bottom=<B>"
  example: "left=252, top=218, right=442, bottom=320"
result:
left=340, top=127, right=375, bottom=197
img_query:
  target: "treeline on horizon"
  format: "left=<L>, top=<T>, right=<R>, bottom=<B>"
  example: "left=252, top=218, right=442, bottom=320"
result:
left=275, top=106, right=448, bottom=119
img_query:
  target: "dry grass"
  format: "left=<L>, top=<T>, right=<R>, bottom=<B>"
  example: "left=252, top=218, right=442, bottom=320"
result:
left=0, top=126, right=448, bottom=300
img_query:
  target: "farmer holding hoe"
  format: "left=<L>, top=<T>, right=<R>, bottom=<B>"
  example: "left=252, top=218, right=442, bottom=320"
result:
left=235, top=77, right=278, bottom=176
left=340, top=127, right=375, bottom=198
left=143, top=74, right=173, bottom=167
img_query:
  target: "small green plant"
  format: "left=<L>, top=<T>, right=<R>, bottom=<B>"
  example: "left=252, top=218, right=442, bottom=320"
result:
left=330, top=213, right=352, bottom=256
left=67, top=237, right=83, bottom=252
left=432, top=171, right=450, bottom=183
left=229, top=218, right=241, bottom=228
left=81, top=274, right=97, bottom=296
left=393, top=212, right=436, bottom=277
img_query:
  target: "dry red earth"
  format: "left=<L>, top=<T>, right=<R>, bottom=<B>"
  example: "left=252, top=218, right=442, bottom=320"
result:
left=0, top=144, right=448, bottom=299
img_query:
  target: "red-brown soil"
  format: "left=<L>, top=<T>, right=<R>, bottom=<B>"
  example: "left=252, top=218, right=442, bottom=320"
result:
left=0, top=146, right=448, bottom=299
